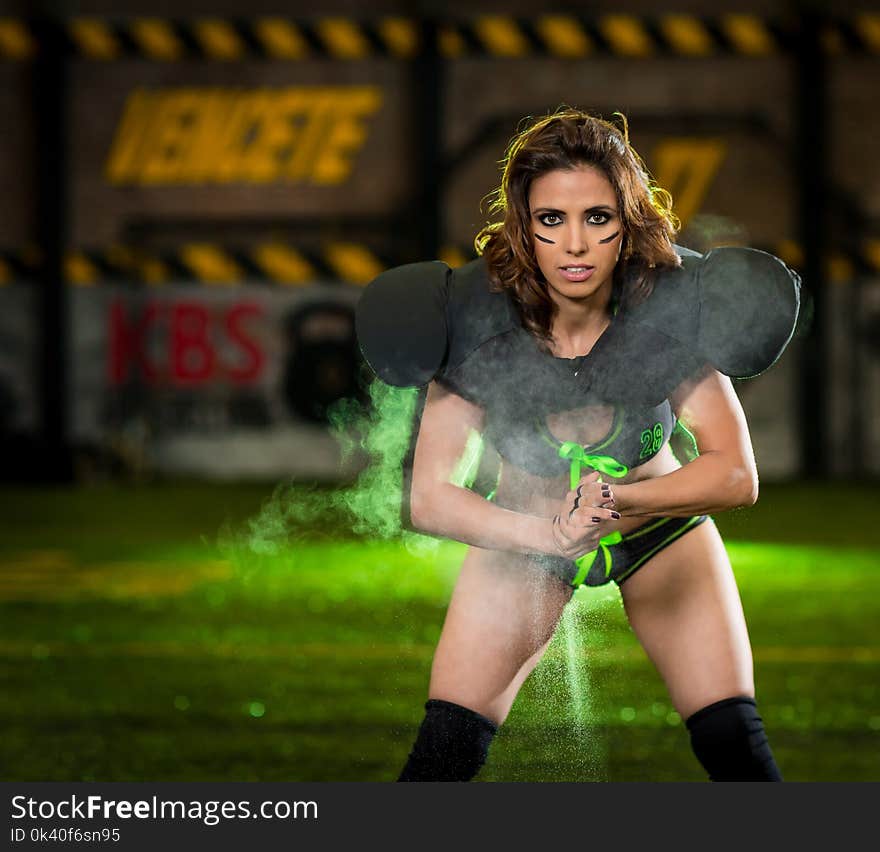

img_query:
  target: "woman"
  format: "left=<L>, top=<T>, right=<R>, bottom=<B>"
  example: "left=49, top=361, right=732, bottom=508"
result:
left=356, top=109, right=798, bottom=782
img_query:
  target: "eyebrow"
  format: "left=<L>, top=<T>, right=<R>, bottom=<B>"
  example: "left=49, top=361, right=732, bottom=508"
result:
left=532, top=205, right=617, bottom=215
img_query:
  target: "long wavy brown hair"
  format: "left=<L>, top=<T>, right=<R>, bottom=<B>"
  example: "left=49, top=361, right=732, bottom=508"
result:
left=475, top=108, right=681, bottom=345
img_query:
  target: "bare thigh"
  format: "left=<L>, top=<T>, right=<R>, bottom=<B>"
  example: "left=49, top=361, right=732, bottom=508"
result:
left=619, top=520, right=755, bottom=721
left=429, top=547, right=573, bottom=725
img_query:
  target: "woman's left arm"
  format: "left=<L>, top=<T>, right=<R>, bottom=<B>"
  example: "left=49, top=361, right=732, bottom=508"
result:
left=609, top=368, right=759, bottom=518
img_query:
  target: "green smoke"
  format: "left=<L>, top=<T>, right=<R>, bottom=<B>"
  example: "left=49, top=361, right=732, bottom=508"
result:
left=328, top=381, right=417, bottom=540
left=228, top=379, right=439, bottom=568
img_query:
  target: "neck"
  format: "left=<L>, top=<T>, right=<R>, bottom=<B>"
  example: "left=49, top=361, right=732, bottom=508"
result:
left=549, top=289, right=613, bottom=357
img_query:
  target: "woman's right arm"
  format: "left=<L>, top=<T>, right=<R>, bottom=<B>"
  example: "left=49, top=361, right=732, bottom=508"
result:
left=410, top=381, right=561, bottom=555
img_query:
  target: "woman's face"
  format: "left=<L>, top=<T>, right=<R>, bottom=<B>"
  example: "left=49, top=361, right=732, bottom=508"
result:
left=528, top=164, right=623, bottom=307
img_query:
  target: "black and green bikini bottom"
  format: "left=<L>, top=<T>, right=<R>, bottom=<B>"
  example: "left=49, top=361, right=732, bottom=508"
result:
left=542, top=515, right=710, bottom=588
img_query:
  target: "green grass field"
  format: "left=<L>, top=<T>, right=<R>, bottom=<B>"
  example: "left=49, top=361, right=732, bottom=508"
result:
left=0, top=480, right=878, bottom=782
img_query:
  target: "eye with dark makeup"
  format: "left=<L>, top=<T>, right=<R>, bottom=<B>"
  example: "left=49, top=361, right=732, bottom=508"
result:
left=533, top=207, right=618, bottom=247
left=534, top=209, right=615, bottom=228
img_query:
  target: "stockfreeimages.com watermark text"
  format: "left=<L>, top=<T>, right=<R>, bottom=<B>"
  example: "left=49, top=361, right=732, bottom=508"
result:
left=11, top=794, right=317, bottom=827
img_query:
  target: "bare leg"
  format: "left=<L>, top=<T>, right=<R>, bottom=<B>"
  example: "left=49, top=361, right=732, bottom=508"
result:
left=429, top=546, right=573, bottom=724
left=620, top=520, right=780, bottom=780
left=397, top=548, right=572, bottom=780
left=619, top=519, right=754, bottom=718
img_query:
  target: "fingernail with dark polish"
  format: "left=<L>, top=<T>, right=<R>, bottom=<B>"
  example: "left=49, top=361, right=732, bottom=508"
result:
left=591, top=516, right=600, bottom=523
left=611, top=512, right=620, bottom=519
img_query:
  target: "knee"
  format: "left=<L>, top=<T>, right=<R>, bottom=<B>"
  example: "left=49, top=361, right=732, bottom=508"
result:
left=397, top=699, right=499, bottom=782
left=686, top=696, right=783, bottom=781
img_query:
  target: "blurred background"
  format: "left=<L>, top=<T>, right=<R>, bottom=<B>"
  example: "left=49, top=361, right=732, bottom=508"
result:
left=1, top=0, right=878, bottom=782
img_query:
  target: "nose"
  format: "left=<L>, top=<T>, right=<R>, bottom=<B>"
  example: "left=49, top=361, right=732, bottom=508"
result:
left=564, top=223, right=588, bottom=256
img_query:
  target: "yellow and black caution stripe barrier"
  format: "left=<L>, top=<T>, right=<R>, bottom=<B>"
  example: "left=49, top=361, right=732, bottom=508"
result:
left=3, top=240, right=880, bottom=286
left=3, top=15, right=880, bottom=60
left=54, top=15, right=792, bottom=59
left=441, top=14, right=786, bottom=58
left=62, top=16, right=421, bottom=61
left=59, top=242, right=390, bottom=286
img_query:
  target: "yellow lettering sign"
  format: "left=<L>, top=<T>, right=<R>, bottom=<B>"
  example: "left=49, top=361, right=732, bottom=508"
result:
left=314, top=88, right=381, bottom=184
left=104, top=86, right=383, bottom=185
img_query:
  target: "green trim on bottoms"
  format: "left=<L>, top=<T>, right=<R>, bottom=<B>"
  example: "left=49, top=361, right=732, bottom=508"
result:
left=622, top=517, right=673, bottom=541
left=614, top=515, right=703, bottom=584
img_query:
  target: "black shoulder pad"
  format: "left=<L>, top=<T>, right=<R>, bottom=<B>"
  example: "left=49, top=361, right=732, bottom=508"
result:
left=696, top=246, right=800, bottom=377
left=355, top=260, right=450, bottom=387
left=632, top=246, right=800, bottom=379
left=444, top=257, right=520, bottom=373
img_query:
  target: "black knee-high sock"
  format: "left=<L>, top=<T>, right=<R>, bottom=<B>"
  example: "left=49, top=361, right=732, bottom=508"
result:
left=686, top=696, right=782, bottom=781
left=397, top=699, right=498, bottom=782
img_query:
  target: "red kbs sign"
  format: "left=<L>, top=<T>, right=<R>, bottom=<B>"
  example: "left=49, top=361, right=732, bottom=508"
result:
left=108, top=299, right=265, bottom=385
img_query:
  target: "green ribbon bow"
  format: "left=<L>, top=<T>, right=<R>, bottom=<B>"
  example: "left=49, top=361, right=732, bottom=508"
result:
left=557, top=443, right=628, bottom=587
left=558, top=442, right=629, bottom=489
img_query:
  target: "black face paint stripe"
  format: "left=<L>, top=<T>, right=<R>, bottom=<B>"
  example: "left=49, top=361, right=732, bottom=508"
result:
left=535, top=233, right=555, bottom=244
left=598, top=230, right=620, bottom=244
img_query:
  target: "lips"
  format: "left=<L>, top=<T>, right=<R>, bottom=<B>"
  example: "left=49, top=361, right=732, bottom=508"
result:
left=558, top=266, right=595, bottom=282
